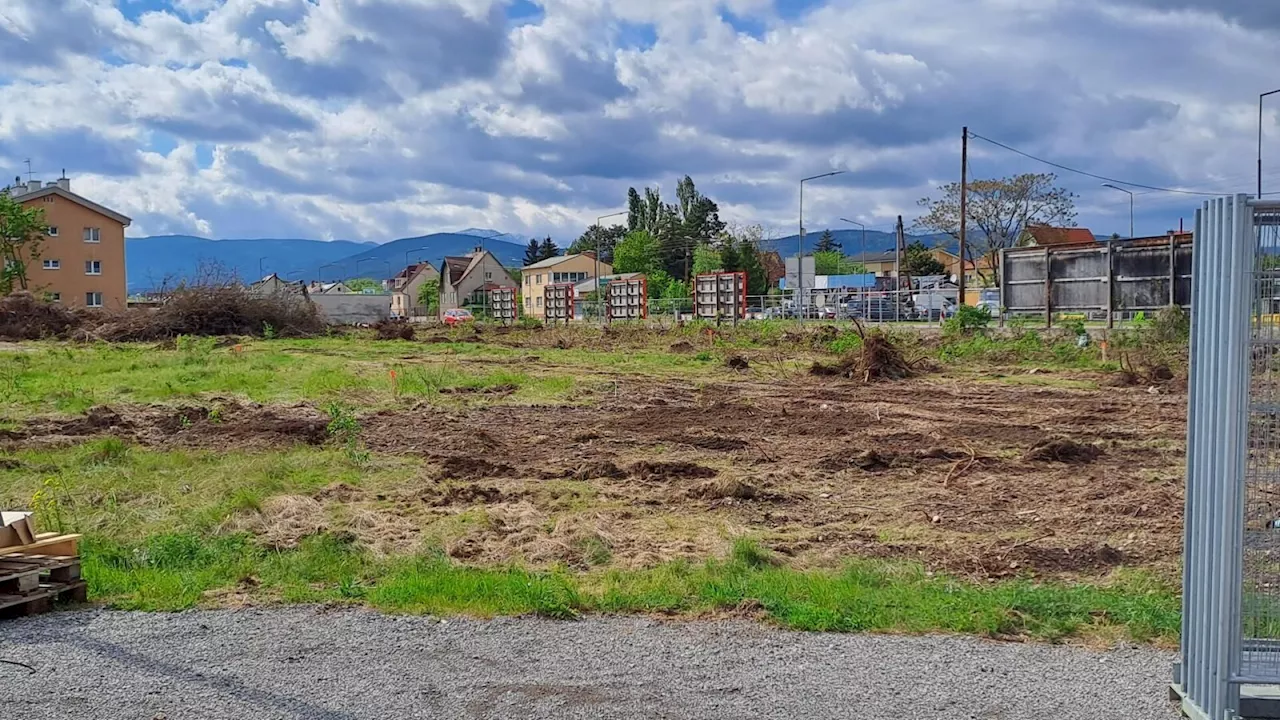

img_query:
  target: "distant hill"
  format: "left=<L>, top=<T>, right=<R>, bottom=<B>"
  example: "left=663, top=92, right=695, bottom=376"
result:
left=125, top=236, right=375, bottom=291
left=317, top=233, right=528, bottom=282
left=125, top=230, right=529, bottom=291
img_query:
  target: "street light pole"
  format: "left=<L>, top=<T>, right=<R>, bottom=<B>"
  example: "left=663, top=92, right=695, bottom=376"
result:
left=595, top=210, right=628, bottom=322
left=839, top=218, right=867, bottom=319
left=258, top=256, right=269, bottom=278
left=1101, top=184, right=1134, bottom=239
left=798, top=171, right=846, bottom=319
left=1262, top=90, right=1280, bottom=198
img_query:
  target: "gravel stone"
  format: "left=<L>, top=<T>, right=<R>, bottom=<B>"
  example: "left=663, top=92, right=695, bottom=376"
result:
left=0, top=608, right=1180, bottom=719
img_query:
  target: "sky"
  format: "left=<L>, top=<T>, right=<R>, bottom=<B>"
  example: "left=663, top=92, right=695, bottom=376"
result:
left=0, top=0, right=1277, bottom=242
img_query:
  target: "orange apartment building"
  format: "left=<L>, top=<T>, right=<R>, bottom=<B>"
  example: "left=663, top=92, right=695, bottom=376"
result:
left=6, top=177, right=131, bottom=309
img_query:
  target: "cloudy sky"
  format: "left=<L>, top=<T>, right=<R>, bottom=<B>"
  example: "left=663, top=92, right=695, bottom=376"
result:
left=0, top=0, right=1275, bottom=242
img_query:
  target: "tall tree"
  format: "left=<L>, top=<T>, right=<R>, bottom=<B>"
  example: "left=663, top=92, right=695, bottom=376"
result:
left=627, top=188, right=644, bottom=233
left=691, top=244, right=722, bottom=276
left=659, top=175, right=724, bottom=281
left=538, top=237, right=560, bottom=261
left=813, top=251, right=865, bottom=275
left=612, top=230, right=662, bottom=275
left=568, top=224, right=626, bottom=264
left=737, top=240, right=768, bottom=296
left=0, top=191, right=46, bottom=294
left=523, top=238, right=542, bottom=266
left=814, top=229, right=840, bottom=253
left=719, top=241, right=741, bottom=273
left=914, top=172, right=1076, bottom=286
left=902, top=240, right=946, bottom=276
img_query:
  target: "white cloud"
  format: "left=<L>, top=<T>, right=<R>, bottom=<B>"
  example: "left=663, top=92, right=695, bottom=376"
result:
left=0, top=0, right=1277, bottom=242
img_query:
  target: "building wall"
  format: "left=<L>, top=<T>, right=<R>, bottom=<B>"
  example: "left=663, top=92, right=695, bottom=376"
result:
left=441, top=252, right=517, bottom=311
left=521, top=255, right=612, bottom=318
left=312, top=293, right=391, bottom=324
left=18, top=194, right=127, bottom=309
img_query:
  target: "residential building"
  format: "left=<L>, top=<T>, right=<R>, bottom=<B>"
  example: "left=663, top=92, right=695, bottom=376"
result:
left=1021, top=225, right=1098, bottom=247
left=439, top=247, right=518, bottom=314
left=389, top=261, right=440, bottom=318
left=307, top=281, right=355, bottom=295
left=5, top=176, right=131, bottom=309
left=520, top=252, right=612, bottom=318
left=249, top=273, right=308, bottom=296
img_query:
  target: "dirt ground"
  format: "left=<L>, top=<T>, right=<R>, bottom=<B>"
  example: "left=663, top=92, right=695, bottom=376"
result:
left=1, top=361, right=1186, bottom=581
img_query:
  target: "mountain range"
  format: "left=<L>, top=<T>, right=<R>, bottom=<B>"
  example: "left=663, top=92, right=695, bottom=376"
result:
left=124, top=226, right=965, bottom=292
left=125, top=229, right=528, bottom=291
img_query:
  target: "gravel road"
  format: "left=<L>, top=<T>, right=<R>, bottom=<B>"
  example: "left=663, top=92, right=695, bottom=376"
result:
left=0, top=608, right=1179, bottom=719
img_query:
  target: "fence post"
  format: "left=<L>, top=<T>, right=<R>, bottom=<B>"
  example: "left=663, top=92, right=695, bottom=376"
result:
left=1106, top=238, right=1115, bottom=329
left=998, top=248, right=1006, bottom=329
left=1044, top=246, right=1053, bottom=329
left=1169, top=232, right=1177, bottom=307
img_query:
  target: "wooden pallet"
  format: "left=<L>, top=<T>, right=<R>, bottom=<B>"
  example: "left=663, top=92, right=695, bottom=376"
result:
left=0, top=534, right=85, bottom=619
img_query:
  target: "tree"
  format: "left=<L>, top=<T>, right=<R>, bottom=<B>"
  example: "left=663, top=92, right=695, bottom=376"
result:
left=737, top=241, right=768, bottom=296
left=523, top=238, right=542, bottom=266
left=914, top=172, right=1076, bottom=286
left=612, top=230, right=662, bottom=275
left=0, top=191, right=46, bottom=294
left=902, top=241, right=946, bottom=276
left=814, top=229, right=840, bottom=253
left=813, top=251, right=866, bottom=275
left=538, top=237, right=560, bottom=261
left=416, top=278, right=439, bottom=315
left=691, top=244, right=722, bottom=276
left=569, top=224, right=626, bottom=264
left=345, top=277, right=381, bottom=292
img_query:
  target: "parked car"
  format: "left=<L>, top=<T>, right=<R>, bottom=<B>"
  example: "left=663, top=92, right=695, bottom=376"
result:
left=847, top=299, right=899, bottom=322
left=817, top=306, right=839, bottom=320
left=975, top=289, right=1001, bottom=315
left=910, top=294, right=956, bottom=321
left=442, top=308, right=474, bottom=326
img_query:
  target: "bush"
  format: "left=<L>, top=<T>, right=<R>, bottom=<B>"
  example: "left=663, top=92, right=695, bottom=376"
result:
left=942, top=305, right=992, bottom=336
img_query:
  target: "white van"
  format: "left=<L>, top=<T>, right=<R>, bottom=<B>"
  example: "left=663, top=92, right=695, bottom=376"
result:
left=911, top=294, right=955, bottom=321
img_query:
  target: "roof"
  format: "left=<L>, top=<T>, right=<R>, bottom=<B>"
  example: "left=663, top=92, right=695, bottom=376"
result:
left=10, top=186, right=132, bottom=226
left=1023, top=225, right=1097, bottom=247
left=521, top=252, right=595, bottom=270
left=393, top=261, right=437, bottom=283
left=845, top=250, right=899, bottom=265
left=443, top=256, right=471, bottom=285
left=572, top=272, right=642, bottom=295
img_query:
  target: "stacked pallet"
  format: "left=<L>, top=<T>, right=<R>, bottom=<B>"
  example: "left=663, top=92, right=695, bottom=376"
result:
left=0, top=532, right=85, bottom=619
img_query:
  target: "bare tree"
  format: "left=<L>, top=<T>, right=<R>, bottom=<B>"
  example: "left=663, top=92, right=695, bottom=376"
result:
left=914, top=173, right=1076, bottom=286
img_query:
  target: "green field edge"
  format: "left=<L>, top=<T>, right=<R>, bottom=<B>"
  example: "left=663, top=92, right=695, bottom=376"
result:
left=82, top=533, right=1180, bottom=645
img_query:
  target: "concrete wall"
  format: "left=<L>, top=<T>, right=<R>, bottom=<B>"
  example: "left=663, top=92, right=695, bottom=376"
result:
left=312, top=293, right=391, bottom=325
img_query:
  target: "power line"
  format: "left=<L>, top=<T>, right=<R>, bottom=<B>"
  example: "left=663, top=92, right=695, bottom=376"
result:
left=967, top=131, right=1223, bottom=197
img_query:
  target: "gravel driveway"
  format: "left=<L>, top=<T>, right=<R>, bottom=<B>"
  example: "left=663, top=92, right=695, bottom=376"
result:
left=0, top=609, right=1179, bottom=719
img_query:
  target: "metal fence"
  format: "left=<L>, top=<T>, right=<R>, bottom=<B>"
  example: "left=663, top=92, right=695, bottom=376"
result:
left=566, top=289, right=958, bottom=325
left=1001, top=235, right=1191, bottom=326
left=1176, top=194, right=1280, bottom=720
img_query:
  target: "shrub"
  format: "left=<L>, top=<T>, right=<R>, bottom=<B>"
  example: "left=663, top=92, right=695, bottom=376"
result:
left=83, top=286, right=325, bottom=341
left=943, top=305, right=992, bottom=336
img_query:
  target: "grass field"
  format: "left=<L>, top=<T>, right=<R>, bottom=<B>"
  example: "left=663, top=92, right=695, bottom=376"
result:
left=0, top=322, right=1187, bottom=644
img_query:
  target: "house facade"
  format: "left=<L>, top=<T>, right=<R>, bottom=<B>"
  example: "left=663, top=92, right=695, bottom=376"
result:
left=520, top=252, right=611, bottom=318
left=389, top=261, right=440, bottom=319
left=439, top=248, right=517, bottom=314
left=6, top=177, right=131, bottom=309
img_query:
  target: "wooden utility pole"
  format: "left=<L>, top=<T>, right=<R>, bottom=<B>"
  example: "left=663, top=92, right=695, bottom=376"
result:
left=958, top=126, right=968, bottom=307
left=895, top=215, right=905, bottom=323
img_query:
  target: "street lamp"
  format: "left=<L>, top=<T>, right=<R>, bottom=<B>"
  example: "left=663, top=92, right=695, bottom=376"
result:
left=1262, top=89, right=1280, bottom=198
left=258, top=256, right=270, bottom=278
left=799, top=171, right=846, bottom=318
left=404, top=247, right=430, bottom=268
left=839, top=218, right=868, bottom=319
left=595, top=210, right=628, bottom=322
left=319, top=262, right=338, bottom=283
left=1101, top=184, right=1134, bottom=239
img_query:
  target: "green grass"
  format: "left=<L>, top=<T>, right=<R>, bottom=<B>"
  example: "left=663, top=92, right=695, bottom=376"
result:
left=78, top=532, right=1179, bottom=642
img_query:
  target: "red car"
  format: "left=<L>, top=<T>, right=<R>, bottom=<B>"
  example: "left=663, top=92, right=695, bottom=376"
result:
left=442, top=308, right=474, bottom=327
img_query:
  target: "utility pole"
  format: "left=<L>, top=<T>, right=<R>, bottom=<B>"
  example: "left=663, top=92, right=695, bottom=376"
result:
left=958, top=126, right=968, bottom=307
left=895, top=215, right=905, bottom=323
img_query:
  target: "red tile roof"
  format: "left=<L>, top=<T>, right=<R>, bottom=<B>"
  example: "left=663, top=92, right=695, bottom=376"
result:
left=1024, top=225, right=1097, bottom=247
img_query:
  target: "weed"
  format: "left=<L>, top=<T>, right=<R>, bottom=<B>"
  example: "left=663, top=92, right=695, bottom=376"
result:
left=84, top=437, right=131, bottom=465
left=517, top=316, right=542, bottom=330
left=730, top=538, right=777, bottom=569
left=828, top=332, right=863, bottom=354
left=943, top=305, right=992, bottom=337
left=31, top=475, right=70, bottom=533
left=693, top=351, right=713, bottom=362
left=325, top=403, right=370, bottom=466
left=175, top=335, right=217, bottom=364
left=208, top=405, right=224, bottom=424
left=262, top=322, right=277, bottom=340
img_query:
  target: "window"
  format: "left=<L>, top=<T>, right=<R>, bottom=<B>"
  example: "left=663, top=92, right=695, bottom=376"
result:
left=85, top=260, right=102, bottom=275
left=47, top=292, right=61, bottom=302
left=85, top=292, right=102, bottom=308
left=537, top=274, right=544, bottom=285
left=536, top=297, right=543, bottom=308
left=42, top=259, right=60, bottom=270
left=47, top=226, right=58, bottom=237
left=42, top=196, right=53, bottom=204
left=485, top=271, right=492, bottom=280
left=83, top=227, right=100, bottom=243
left=524, top=275, right=530, bottom=287
left=524, top=297, right=530, bottom=309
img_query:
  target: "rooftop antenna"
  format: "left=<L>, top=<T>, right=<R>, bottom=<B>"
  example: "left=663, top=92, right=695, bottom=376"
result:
left=22, top=159, right=33, bottom=182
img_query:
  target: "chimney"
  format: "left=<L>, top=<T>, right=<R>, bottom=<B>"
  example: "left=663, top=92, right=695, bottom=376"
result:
left=25, top=181, right=40, bottom=194
left=45, top=181, right=57, bottom=189
left=56, top=177, right=69, bottom=191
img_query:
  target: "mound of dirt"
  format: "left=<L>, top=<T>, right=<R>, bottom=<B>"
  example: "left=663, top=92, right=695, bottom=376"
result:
left=819, top=449, right=894, bottom=472
left=669, top=341, right=696, bottom=353
left=0, top=292, right=82, bottom=340
left=810, top=327, right=918, bottom=382
left=436, top=455, right=517, bottom=480
left=566, top=461, right=627, bottom=481
left=684, top=435, right=748, bottom=451
left=628, top=461, right=718, bottom=482
left=725, top=355, right=750, bottom=371
left=438, top=384, right=518, bottom=396
left=432, top=483, right=506, bottom=506
left=373, top=319, right=415, bottom=341
left=688, top=477, right=758, bottom=500
left=1022, top=438, right=1102, bottom=464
